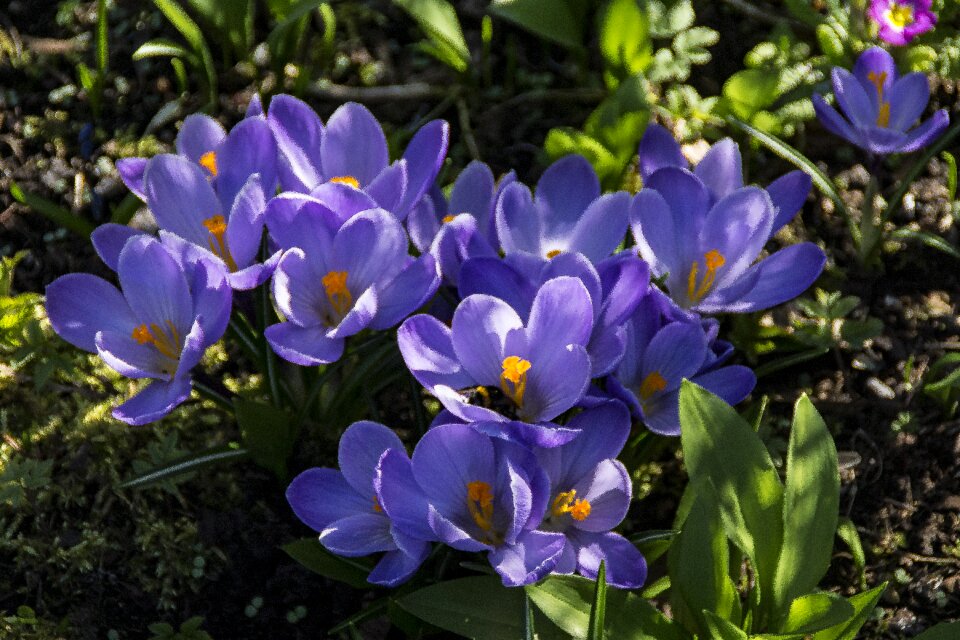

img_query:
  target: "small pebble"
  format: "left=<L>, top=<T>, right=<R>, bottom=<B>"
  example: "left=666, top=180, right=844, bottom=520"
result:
left=866, top=377, right=896, bottom=399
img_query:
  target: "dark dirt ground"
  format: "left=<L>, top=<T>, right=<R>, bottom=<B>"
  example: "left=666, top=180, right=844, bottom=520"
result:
left=1, top=1, right=959, bottom=638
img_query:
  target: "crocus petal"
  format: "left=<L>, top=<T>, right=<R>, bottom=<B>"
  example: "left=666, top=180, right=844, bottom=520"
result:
left=540, top=253, right=603, bottom=320
left=396, top=119, right=450, bottom=217
left=265, top=322, right=345, bottom=365
left=888, top=72, right=931, bottom=131
left=96, top=329, right=172, bottom=379
left=499, top=450, right=534, bottom=544
left=116, top=158, right=148, bottom=200
left=570, top=530, right=647, bottom=589
left=449, top=161, right=495, bottom=231
left=112, top=376, right=193, bottom=425
left=176, top=114, right=226, bottom=163
left=812, top=95, right=862, bottom=147
left=715, top=242, right=826, bottom=313
left=428, top=505, right=491, bottom=552
left=287, top=468, right=371, bottom=532
left=458, top=257, right=536, bottom=318
left=144, top=154, right=220, bottom=246
left=267, top=94, right=324, bottom=192
left=365, top=161, right=409, bottom=218
left=245, top=94, right=263, bottom=118
left=566, top=192, right=631, bottom=263
left=46, top=274, right=137, bottom=352
left=265, top=194, right=338, bottom=256
left=488, top=529, right=566, bottom=587
left=411, top=424, right=495, bottom=523
left=451, top=294, right=524, bottom=384
left=853, top=47, right=896, bottom=106
left=470, top=419, right=582, bottom=449
left=496, top=182, right=541, bottom=256
left=91, top=223, right=144, bottom=272
left=694, top=138, right=743, bottom=202
left=832, top=68, right=877, bottom=129
left=641, top=322, right=707, bottom=388
left=630, top=188, right=679, bottom=278
left=309, top=181, right=382, bottom=228
left=118, top=236, right=194, bottom=335
left=570, top=459, right=631, bottom=532
left=646, top=167, right=711, bottom=236
left=596, top=254, right=650, bottom=331
left=521, top=344, right=592, bottom=423
left=691, top=365, right=756, bottom=407
left=767, top=170, right=812, bottom=234
left=327, top=285, right=378, bottom=339
left=320, top=102, right=389, bottom=186
left=537, top=400, right=632, bottom=488
left=369, top=254, right=440, bottom=330
left=320, top=513, right=397, bottom=556
left=338, top=421, right=405, bottom=497
left=368, top=544, right=429, bottom=587
left=225, top=174, right=266, bottom=269
left=376, top=449, right=436, bottom=541
left=215, top=117, right=277, bottom=211
left=270, top=248, right=325, bottom=326
left=526, top=277, right=594, bottom=352
left=406, top=195, right=439, bottom=253
left=535, top=155, right=601, bottom=237
left=332, top=209, right=407, bottom=293
left=898, top=110, right=950, bottom=154
left=397, top=314, right=476, bottom=391
left=226, top=257, right=279, bottom=290
left=638, top=123, right=686, bottom=181
left=700, top=186, right=774, bottom=290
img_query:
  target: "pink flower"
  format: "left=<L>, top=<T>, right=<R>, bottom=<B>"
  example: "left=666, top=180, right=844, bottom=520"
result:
left=868, top=0, right=937, bottom=45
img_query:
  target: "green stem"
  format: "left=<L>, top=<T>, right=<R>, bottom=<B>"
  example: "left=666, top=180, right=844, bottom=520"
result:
left=858, top=169, right=882, bottom=268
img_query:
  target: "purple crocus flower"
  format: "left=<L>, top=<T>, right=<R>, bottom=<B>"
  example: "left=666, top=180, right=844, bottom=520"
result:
left=458, top=251, right=650, bottom=377
left=286, top=421, right=430, bottom=586
left=116, top=110, right=277, bottom=212
left=607, top=290, right=756, bottom=436
left=868, top=0, right=936, bottom=45
left=96, top=154, right=280, bottom=291
left=376, top=423, right=565, bottom=586
left=264, top=207, right=440, bottom=366
left=813, top=47, right=949, bottom=155
left=496, top=155, right=630, bottom=264
left=397, top=277, right=594, bottom=447
left=266, top=96, right=449, bottom=220
left=630, top=167, right=826, bottom=313
left=639, top=123, right=812, bottom=236
left=533, top=400, right=646, bottom=588
left=45, top=235, right=231, bottom=425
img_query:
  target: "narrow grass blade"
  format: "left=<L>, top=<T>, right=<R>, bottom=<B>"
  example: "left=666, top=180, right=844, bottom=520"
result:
left=587, top=561, right=606, bottom=640
left=120, top=444, right=248, bottom=489
left=10, top=181, right=94, bottom=237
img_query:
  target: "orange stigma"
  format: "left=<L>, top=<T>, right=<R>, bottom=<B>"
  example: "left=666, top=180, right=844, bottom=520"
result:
left=321, top=270, right=353, bottom=322
left=499, top=356, right=531, bottom=407
left=202, top=214, right=238, bottom=271
left=130, top=320, right=182, bottom=362
left=467, top=481, right=495, bottom=531
left=639, top=371, right=667, bottom=400
left=551, top=490, right=591, bottom=522
left=330, top=176, right=360, bottom=189
left=867, top=71, right=892, bottom=127
left=546, top=249, right=562, bottom=259
left=199, top=151, right=218, bottom=177
left=687, top=249, right=726, bottom=304
left=441, top=214, right=456, bottom=224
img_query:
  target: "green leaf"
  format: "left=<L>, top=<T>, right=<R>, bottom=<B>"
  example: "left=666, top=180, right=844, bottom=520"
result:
left=394, top=0, right=470, bottom=72
left=911, top=622, right=960, bottom=639
left=723, top=69, right=780, bottom=121
left=96, top=0, right=109, bottom=75
left=679, top=380, right=784, bottom=613
left=584, top=73, right=650, bottom=166
left=836, top=518, right=866, bottom=587
left=544, top=128, right=622, bottom=189
left=281, top=537, right=373, bottom=589
left=702, top=611, right=748, bottom=640
left=234, top=398, right=295, bottom=479
left=120, top=444, right=248, bottom=490
left=599, top=0, right=652, bottom=80
left=133, top=38, right=195, bottom=60
left=889, top=228, right=960, bottom=260
left=943, top=151, right=957, bottom=202
left=398, top=576, right=528, bottom=640
left=772, top=396, right=839, bottom=616
left=9, top=181, right=94, bottom=237
left=645, top=0, right=694, bottom=38
left=587, top=562, right=606, bottom=640
left=152, top=0, right=217, bottom=106
left=811, top=583, right=886, bottom=640
left=183, top=0, right=253, bottom=59
left=777, top=592, right=854, bottom=635
left=815, top=23, right=845, bottom=62
left=668, top=488, right=740, bottom=638
left=489, top=0, right=583, bottom=49
left=672, top=26, right=717, bottom=65
left=528, top=574, right=681, bottom=640
left=728, top=117, right=857, bottom=244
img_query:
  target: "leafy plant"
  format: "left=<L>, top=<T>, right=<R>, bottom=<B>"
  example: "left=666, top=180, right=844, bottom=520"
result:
left=147, top=616, right=213, bottom=640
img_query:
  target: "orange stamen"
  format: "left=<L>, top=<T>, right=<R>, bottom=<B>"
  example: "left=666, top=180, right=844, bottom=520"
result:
left=202, top=214, right=238, bottom=271
left=199, top=151, right=218, bottom=177
left=687, top=249, right=726, bottom=304
left=499, top=356, right=531, bottom=408
left=330, top=176, right=360, bottom=189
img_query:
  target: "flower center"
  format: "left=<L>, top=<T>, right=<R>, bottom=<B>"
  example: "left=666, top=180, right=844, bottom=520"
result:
left=441, top=214, right=456, bottom=224
left=202, top=215, right=239, bottom=271
left=199, top=151, right=218, bottom=177
left=330, top=175, right=360, bottom=189
left=373, top=495, right=383, bottom=513
left=886, top=3, right=914, bottom=29
left=551, top=489, right=591, bottom=522
left=499, top=356, right=531, bottom=408
left=321, top=270, right=353, bottom=324
left=546, top=249, right=562, bottom=259
left=639, top=371, right=667, bottom=400
left=686, top=249, right=726, bottom=304
left=466, top=481, right=503, bottom=544
left=131, top=320, right=182, bottom=362
left=867, top=70, right=891, bottom=127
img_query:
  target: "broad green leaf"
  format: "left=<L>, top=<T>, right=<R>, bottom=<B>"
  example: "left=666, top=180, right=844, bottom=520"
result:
left=811, top=583, right=886, bottom=640
left=911, top=622, right=960, bottom=639
left=679, top=381, right=784, bottom=613
left=234, top=398, right=295, bottom=479
left=394, top=0, right=470, bottom=72
left=599, top=0, right=652, bottom=80
left=723, top=69, right=780, bottom=120
left=668, top=488, right=740, bottom=638
left=772, top=396, right=839, bottom=616
left=398, top=576, right=527, bottom=640
left=281, top=537, right=372, bottom=589
left=585, top=73, right=650, bottom=164
left=120, top=444, right=248, bottom=489
left=527, top=574, right=680, bottom=640
left=702, top=611, right=748, bottom=640
left=489, top=0, right=583, bottom=49
left=587, top=562, right=606, bottom=640
left=778, top=592, right=854, bottom=635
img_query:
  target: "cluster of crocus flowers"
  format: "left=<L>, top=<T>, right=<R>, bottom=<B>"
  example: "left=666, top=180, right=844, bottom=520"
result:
left=867, top=0, right=936, bottom=45
left=813, top=47, right=949, bottom=156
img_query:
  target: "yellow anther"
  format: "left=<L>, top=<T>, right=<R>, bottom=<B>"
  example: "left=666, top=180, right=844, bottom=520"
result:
left=639, top=371, right=667, bottom=400
left=330, top=176, right=360, bottom=189
left=373, top=496, right=383, bottom=513
left=441, top=214, right=456, bottom=224
left=686, top=249, right=726, bottom=304
left=877, top=102, right=891, bottom=127
left=867, top=71, right=888, bottom=98
left=546, top=249, right=562, bottom=259
left=866, top=71, right=892, bottom=127
left=199, top=151, right=218, bottom=177
left=551, top=489, right=592, bottom=522
left=130, top=320, right=182, bottom=361
left=321, top=270, right=353, bottom=321
left=466, top=481, right=495, bottom=532
left=202, top=214, right=238, bottom=271
left=887, top=3, right=914, bottom=28
left=500, top=356, right=531, bottom=408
